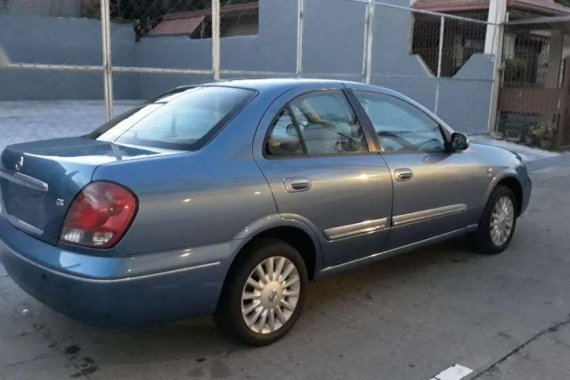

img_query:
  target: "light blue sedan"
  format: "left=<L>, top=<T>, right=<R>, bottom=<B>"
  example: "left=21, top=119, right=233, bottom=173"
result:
left=0, top=79, right=531, bottom=345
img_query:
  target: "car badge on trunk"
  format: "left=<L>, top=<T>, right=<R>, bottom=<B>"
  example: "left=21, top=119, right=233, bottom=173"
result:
left=14, top=156, right=24, bottom=171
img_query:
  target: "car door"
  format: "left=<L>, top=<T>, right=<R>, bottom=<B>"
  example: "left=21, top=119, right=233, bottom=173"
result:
left=351, top=90, right=487, bottom=248
left=254, top=87, right=393, bottom=267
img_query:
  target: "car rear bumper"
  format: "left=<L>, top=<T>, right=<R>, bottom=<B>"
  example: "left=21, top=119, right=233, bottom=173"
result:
left=0, top=216, right=236, bottom=327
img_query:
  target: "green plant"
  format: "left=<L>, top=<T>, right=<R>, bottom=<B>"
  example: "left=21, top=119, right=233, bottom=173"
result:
left=529, top=121, right=558, bottom=149
left=503, top=58, right=529, bottom=86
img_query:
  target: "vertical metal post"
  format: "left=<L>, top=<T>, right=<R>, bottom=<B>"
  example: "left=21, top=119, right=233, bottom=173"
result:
left=486, top=0, right=508, bottom=132
left=296, top=0, right=304, bottom=78
left=101, top=0, right=113, bottom=121
left=484, top=0, right=505, bottom=55
left=212, top=0, right=221, bottom=80
left=437, top=16, right=445, bottom=78
left=362, top=0, right=375, bottom=84
left=558, top=59, right=569, bottom=148
left=434, top=16, right=445, bottom=115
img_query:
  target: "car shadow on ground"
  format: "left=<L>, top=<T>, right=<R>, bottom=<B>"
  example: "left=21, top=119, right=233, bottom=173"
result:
left=13, top=236, right=478, bottom=367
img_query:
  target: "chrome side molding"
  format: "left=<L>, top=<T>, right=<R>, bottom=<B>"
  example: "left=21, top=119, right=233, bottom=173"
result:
left=6, top=215, right=44, bottom=236
left=319, top=227, right=468, bottom=276
left=392, top=204, right=466, bottom=227
left=0, top=169, right=49, bottom=193
left=324, top=218, right=388, bottom=240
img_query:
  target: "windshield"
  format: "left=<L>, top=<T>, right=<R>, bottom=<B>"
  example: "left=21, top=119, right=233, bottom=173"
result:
left=92, top=86, right=255, bottom=150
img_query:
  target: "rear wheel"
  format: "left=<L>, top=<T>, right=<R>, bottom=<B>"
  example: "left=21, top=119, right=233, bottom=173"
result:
left=215, top=239, right=308, bottom=346
left=474, top=186, right=517, bottom=254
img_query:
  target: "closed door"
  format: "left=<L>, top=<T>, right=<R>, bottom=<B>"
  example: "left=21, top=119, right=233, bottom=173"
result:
left=255, top=89, right=393, bottom=266
left=352, top=90, right=487, bottom=248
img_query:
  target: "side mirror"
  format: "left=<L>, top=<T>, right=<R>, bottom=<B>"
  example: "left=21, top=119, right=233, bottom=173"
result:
left=450, top=132, right=469, bottom=151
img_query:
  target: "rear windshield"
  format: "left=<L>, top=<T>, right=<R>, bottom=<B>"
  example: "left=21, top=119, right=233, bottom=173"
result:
left=92, top=86, right=255, bottom=150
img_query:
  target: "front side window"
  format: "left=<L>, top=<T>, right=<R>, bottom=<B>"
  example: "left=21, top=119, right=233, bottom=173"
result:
left=265, top=91, right=368, bottom=157
left=354, top=91, right=446, bottom=153
left=93, top=86, right=255, bottom=150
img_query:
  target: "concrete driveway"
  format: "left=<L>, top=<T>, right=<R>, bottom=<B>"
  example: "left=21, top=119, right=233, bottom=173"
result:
left=1, top=103, right=570, bottom=379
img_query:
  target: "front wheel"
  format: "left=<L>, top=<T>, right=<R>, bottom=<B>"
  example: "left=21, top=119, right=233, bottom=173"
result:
left=474, top=186, right=517, bottom=254
left=215, top=239, right=308, bottom=346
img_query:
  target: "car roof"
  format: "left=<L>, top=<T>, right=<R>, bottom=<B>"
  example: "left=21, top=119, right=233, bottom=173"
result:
left=171, top=78, right=405, bottom=98
left=201, top=78, right=379, bottom=92
left=209, top=78, right=418, bottom=103
left=170, top=78, right=454, bottom=132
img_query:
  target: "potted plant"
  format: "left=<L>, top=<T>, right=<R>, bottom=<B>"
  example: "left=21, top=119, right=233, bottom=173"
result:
left=529, top=121, right=558, bottom=150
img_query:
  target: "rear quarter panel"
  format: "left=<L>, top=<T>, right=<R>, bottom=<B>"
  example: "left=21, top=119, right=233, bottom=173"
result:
left=91, top=97, right=278, bottom=259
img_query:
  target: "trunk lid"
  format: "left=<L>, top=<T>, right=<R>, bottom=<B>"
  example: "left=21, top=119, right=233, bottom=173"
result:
left=0, top=137, right=174, bottom=245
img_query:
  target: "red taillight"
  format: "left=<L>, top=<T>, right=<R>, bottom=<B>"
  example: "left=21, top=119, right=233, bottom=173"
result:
left=60, top=182, right=138, bottom=248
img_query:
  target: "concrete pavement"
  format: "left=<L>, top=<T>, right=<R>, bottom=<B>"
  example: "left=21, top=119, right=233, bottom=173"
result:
left=0, top=100, right=140, bottom=149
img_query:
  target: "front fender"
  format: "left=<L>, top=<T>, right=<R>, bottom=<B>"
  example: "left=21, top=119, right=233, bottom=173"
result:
left=485, top=168, right=519, bottom=202
left=484, top=166, right=532, bottom=216
left=470, top=143, right=532, bottom=216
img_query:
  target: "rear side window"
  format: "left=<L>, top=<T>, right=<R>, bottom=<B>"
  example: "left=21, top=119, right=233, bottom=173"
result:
left=94, top=86, right=255, bottom=150
left=266, top=91, right=368, bottom=157
left=265, top=108, right=305, bottom=156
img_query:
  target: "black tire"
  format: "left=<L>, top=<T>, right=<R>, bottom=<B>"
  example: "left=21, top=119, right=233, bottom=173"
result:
left=215, top=238, right=308, bottom=346
left=474, top=185, right=518, bottom=254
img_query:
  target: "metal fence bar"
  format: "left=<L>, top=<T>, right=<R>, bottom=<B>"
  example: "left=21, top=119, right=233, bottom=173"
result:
left=362, top=0, right=375, bottom=83
left=434, top=83, right=441, bottom=115
left=101, top=0, right=113, bottom=121
left=434, top=15, right=446, bottom=115
left=221, top=69, right=296, bottom=76
left=372, top=73, right=493, bottom=82
left=559, top=61, right=570, bottom=147
left=346, top=0, right=496, bottom=26
left=2, top=64, right=296, bottom=77
left=3, top=63, right=496, bottom=82
left=296, top=0, right=304, bottom=77
left=114, top=66, right=213, bottom=75
left=437, top=16, right=445, bottom=78
left=4, top=63, right=104, bottom=72
left=2, top=64, right=214, bottom=76
left=212, top=0, right=221, bottom=80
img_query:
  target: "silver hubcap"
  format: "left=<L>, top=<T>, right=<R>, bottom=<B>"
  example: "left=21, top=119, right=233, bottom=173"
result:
left=241, top=256, right=301, bottom=335
left=490, top=196, right=515, bottom=247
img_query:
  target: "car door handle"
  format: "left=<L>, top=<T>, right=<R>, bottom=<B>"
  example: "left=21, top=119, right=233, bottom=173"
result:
left=283, top=178, right=312, bottom=193
left=394, top=168, right=414, bottom=182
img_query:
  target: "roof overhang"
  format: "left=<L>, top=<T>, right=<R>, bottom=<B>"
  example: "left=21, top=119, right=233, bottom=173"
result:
left=147, top=2, right=259, bottom=37
left=506, top=14, right=570, bottom=32
left=513, top=0, right=570, bottom=16
left=413, top=0, right=570, bottom=17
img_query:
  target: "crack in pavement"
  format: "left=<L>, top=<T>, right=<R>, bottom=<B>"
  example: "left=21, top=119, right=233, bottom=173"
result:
left=472, top=313, right=570, bottom=379
left=6, top=353, right=53, bottom=368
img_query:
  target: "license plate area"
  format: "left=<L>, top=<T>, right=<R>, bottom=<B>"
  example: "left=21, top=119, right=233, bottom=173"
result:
left=1, top=179, right=46, bottom=234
